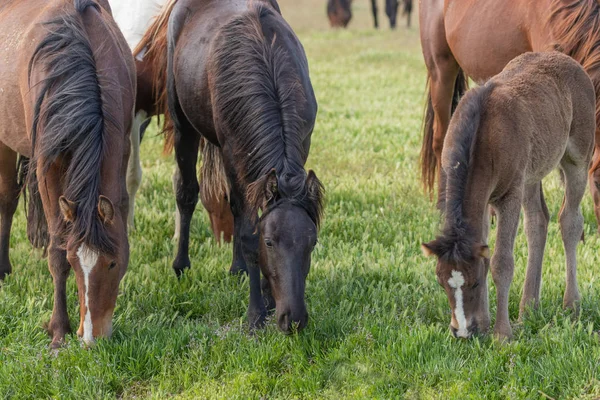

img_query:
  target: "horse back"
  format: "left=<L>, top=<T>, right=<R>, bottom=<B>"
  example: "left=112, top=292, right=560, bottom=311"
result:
left=170, top=0, right=315, bottom=144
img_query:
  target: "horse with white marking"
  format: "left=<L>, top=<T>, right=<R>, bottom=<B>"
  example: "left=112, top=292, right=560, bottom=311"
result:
left=0, top=0, right=135, bottom=347
left=422, top=52, right=595, bottom=340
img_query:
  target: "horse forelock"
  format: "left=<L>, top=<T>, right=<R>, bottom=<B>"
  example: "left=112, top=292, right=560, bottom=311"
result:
left=212, top=5, right=320, bottom=224
left=28, top=6, right=119, bottom=255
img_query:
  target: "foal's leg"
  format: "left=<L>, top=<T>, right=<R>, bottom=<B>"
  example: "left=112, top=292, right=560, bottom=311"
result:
left=0, top=144, right=19, bottom=280
left=491, top=196, right=522, bottom=339
left=172, top=128, right=200, bottom=277
left=125, top=110, right=149, bottom=230
left=371, top=0, right=379, bottom=28
left=559, top=162, right=587, bottom=311
left=519, top=183, right=549, bottom=317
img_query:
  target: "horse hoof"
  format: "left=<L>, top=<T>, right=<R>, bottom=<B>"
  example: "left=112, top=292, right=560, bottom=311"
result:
left=173, top=265, right=189, bottom=278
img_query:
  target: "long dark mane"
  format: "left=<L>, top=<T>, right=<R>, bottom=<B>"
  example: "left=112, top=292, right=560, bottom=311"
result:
left=27, top=0, right=116, bottom=253
left=549, top=0, right=600, bottom=172
left=431, top=83, right=494, bottom=264
left=211, top=5, right=323, bottom=226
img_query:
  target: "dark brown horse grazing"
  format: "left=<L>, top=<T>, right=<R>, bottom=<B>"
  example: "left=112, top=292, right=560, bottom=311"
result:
left=423, top=52, right=595, bottom=340
left=420, top=0, right=600, bottom=230
left=0, top=0, right=135, bottom=347
left=371, top=0, right=412, bottom=29
left=138, top=0, right=324, bottom=333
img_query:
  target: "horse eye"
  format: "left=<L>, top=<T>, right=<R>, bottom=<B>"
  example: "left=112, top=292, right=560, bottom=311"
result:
left=472, top=281, right=480, bottom=289
left=109, top=261, right=117, bottom=270
left=264, top=238, right=273, bottom=248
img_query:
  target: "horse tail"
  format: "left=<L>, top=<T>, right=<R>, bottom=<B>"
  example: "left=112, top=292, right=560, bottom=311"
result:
left=16, top=156, right=48, bottom=249
left=199, top=139, right=230, bottom=208
left=420, top=68, right=468, bottom=195
left=133, top=0, right=178, bottom=153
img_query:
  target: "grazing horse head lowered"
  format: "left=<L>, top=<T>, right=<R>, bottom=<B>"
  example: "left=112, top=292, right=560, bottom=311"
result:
left=0, top=0, right=136, bottom=348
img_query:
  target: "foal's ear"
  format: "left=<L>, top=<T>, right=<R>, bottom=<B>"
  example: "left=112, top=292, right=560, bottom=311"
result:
left=264, top=169, right=278, bottom=203
left=98, top=195, right=115, bottom=225
left=59, top=196, right=77, bottom=223
left=421, top=240, right=441, bottom=258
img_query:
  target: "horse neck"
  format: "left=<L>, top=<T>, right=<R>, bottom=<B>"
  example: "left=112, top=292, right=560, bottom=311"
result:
left=445, top=165, right=492, bottom=245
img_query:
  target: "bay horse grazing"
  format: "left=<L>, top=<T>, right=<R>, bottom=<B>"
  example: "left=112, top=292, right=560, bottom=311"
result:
left=109, top=0, right=234, bottom=243
left=0, top=0, right=135, bottom=347
left=420, top=0, right=600, bottom=230
left=138, top=0, right=324, bottom=333
left=423, top=52, right=595, bottom=340
left=371, top=0, right=412, bottom=29
left=327, top=0, right=352, bottom=28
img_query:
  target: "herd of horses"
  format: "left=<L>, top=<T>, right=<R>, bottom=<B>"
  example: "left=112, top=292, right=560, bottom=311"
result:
left=0, top=0, right=599, bottom=348
left=327, top=0, right=413, bottom=29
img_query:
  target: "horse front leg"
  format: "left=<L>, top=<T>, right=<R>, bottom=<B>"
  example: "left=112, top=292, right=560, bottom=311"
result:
left=0, top=143, right=19, bottom=280
left=172, top=128, right=200, bottom=277
left=490, top=195, right=522, bottom=340
left=371, top=0, right=379, bottom=28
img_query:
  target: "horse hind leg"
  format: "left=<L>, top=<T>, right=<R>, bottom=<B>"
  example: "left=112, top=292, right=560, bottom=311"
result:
left=125, top=110, right=150, bottom=230
left=519, top=183, right=549, bottom=318
left=558, top=160, right=587, bottom=312
left=172, top=128, right=200, bottom=277
left=0, top=143, right=19, bottom=280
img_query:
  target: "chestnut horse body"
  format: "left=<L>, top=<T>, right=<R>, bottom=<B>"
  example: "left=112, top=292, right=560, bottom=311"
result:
left=0, top=0, right=135, bottom=347
left=420, top=0, right=600, bottom=228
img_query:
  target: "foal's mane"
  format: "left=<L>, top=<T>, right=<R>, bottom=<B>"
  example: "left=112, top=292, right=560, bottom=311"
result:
left=28, top=0, right=117, bottom=253
left=133, top=0, right=178, bottom=150
left=212, top=5, right=323, bottom=226
left=549, top=0, right=600, bottom=171
left=433, top=83, right=495, bottom=264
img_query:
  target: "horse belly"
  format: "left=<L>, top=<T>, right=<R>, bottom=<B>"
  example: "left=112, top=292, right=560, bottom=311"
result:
left=445, top=0, right=532, bottom=83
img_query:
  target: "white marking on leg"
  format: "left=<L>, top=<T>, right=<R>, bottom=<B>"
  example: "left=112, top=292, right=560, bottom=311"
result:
left=77, top=245, right=98, bottom=345
left=448, top=270, right=468, bottom=338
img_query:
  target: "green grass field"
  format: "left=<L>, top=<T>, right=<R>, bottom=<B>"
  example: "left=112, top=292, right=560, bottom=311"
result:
left=3, top=1, right=600, bottom=398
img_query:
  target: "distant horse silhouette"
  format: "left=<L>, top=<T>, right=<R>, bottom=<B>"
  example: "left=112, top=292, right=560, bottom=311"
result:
left=423, top=52, right=594, bottom=340
left=420, top=0, right=600, bottom=231
left=0, top=0, right=135, bottom=348
left=137, top=0, right=324, bottom=333
left=327, top=0, right=412, bottom=29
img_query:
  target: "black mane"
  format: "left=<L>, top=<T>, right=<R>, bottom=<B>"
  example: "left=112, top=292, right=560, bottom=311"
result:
left=27, top=0, right=116, bottom=254
left=211, top=4, right=323, bottom=226
left=434, top=82, right=495, bottom=264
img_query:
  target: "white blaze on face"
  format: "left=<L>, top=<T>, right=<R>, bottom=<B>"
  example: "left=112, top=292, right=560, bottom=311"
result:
left=77, top=245, right=98, bottom=345
left=448, top=270, right=468, bottom=338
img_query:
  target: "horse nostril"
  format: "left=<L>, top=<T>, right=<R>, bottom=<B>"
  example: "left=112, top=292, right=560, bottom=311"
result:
left=450, top=325, right=458, bottom=338
left=278, top=312, right=291, bottom=333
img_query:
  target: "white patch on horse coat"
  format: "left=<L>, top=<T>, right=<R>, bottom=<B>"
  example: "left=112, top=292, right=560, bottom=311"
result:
left=108, top=0, right=170, bottom=50
left=448, top=270, right=468, bottom=338
left=77, top=245, right=98, bottom=345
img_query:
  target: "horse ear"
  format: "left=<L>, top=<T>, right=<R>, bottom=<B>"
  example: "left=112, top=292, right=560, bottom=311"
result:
left=306, top=170, right=324, bottom=201
left=421, top=240, right=441, bottom=258
left=478, top=245, right=490, bottom=259
left=98, top=195, right=115, bottom=225
left=264, top=169, right=278, bottom=203
left=59, top=196, right=76, bottom=223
